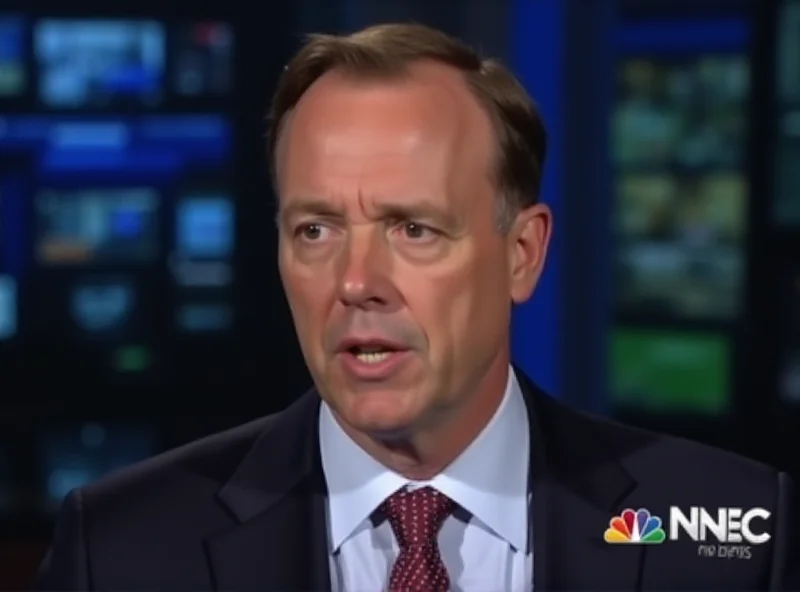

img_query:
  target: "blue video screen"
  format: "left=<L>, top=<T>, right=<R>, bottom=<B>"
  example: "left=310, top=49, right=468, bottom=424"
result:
left=34, top=19, right=165, bottom=108
left=176, top=194, right=234, bottom=260
left=0, top=113, right=234, bottom=347
left=172, top=190, right=235, bottom=333
left=69, top=275, right=138, bottom=339
left=0, top=114, right=230, bottom=176
left=37, top=422, right=157, bottom=513
left=0, top=15, right=26, bottom=97
left=36, top=187, right=160, bottom=265
left=0, top=113, right=230, bottom=270
left=0, top=189, right=13, bottom=340
left=0, top=275, right=17, bottom=340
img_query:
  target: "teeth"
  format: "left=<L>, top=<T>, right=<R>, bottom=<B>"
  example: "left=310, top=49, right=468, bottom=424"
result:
left=355, top=351, right=391, bottom=364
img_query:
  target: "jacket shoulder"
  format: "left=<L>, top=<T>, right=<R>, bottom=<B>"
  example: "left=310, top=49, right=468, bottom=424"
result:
left=533, top=389, right=780, bottom=495
left=76, top=410, right=287, bottom=533
left=563, top=400, right=781, bottom=499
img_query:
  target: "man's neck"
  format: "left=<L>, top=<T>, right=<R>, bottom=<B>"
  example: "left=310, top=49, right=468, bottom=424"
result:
left=334, top=356, right=511, bottom=481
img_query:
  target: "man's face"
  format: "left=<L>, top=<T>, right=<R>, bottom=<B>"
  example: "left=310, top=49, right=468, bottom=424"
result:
left=276, top=62, right=550, bottom=439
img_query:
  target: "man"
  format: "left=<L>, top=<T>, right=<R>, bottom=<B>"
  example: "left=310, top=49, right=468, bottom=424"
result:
left=37, top=23, right=793, bottom=592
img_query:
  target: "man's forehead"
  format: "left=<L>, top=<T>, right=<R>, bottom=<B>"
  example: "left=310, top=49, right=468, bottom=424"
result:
left=275, top=62, right=497, bottom=205
left=285, top=62, right=490, bottom=142
left=274, top=78, right=455, bottom=181
left=294, top=83, right=455, bottom=138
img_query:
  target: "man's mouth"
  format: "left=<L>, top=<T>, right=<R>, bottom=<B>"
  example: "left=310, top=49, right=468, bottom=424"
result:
left=336, top=337, right=413, bottom=379
left=348, top=345, right=396, bottom=365
left=338, top=336, right=409, bottom=365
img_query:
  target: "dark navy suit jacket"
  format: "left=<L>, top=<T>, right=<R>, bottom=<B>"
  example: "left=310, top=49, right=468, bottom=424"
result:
left=36, top=372, right=795, bottom=590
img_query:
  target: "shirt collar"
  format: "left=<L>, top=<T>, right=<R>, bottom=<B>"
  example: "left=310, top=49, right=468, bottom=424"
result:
left=319, top=366, right=530, bottom=552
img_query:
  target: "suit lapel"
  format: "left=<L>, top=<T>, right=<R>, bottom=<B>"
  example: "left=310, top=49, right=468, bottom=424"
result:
left=518, top=371, right=647, bottom=591
left=204, top=393, right=331, bottom=591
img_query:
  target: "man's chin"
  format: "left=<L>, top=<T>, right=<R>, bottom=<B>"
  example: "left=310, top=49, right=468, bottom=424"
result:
left=325, top=381, right=432, bottom=439
left=362, top=422, right=417, bottom=443
left=343, top=410, right=415, bottom=436
left=339, top=405, right=421, bottom=442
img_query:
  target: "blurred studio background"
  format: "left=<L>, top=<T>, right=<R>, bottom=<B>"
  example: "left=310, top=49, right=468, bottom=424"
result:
left=0, top=0, right=798, bottom=586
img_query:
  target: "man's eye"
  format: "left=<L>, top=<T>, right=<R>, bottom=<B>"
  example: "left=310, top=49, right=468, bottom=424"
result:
left=400, top=221, right=436, bottom=240
left=296, top=224, right=328, bottom=241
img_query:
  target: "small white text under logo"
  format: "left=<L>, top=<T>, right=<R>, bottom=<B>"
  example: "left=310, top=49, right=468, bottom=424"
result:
left=697, top=544, right=752, bottom=559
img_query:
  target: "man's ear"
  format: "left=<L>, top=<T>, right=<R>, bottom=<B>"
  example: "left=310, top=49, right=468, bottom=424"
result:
left=508, top=203, right=553, bottom=304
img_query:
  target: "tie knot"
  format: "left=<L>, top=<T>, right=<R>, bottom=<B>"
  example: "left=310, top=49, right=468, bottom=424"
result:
left=381, top=486, right=454, bottom=549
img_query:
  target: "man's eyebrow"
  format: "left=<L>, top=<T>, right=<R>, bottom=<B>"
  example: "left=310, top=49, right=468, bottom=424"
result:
left=371, top=201, right=459, bottom=227
left=277, top=197, right=459, bottom=227
left=278, top=198, right=345, bottom=224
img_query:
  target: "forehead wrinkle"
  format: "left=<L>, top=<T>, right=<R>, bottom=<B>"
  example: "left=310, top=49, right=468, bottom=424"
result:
left=354, top=191, right=441, bottom=221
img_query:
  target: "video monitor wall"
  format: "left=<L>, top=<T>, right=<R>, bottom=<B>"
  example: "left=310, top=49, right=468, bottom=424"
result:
left=609, top=19, right=750, bottom=414
left=0, top=15, right=236, bottom=381
left=34, top=20, right=165, bottom=109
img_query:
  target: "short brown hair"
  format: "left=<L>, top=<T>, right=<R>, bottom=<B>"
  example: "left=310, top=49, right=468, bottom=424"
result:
left=267, top=23, right=547, bottom=231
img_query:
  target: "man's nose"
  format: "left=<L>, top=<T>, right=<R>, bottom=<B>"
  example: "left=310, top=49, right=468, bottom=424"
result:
left=336, top=229, right=393, bottom=309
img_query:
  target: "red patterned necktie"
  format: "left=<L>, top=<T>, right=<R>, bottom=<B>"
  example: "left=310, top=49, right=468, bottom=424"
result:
left=380, top=486, right=455, bottom=592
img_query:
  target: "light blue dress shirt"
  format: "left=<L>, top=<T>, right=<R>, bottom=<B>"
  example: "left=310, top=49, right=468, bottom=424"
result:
left=319, top=366, right=533, bottom=592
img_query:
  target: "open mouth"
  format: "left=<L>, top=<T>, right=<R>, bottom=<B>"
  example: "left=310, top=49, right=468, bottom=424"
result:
left=347, top=345, right=398, bottom=365
left=337, top=338, right=412, bottom=378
